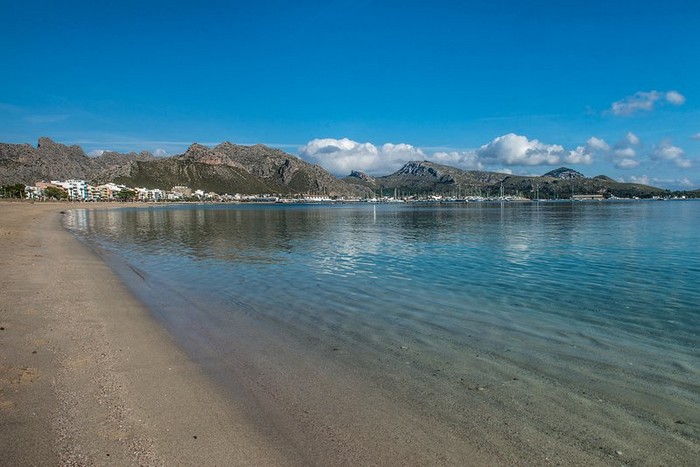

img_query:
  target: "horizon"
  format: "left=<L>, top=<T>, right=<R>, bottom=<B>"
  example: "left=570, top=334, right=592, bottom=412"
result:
left=2, top=1, right=699, bottom=190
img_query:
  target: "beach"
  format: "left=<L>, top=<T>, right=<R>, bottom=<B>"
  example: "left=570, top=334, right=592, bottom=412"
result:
left=2, top=201, right=698, bottom=466
left=0, top=202, right=298, bottom=465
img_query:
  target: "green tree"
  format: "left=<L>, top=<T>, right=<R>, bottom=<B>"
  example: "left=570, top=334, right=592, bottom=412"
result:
left=1, top=183, right=26, bottom=199
left=115, top=189, right=137, bottom=201
left=43, top=186, right=68, bottom=200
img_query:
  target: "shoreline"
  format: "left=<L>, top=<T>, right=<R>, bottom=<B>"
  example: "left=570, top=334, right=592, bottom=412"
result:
left=0, top=202, right=297, bottom=465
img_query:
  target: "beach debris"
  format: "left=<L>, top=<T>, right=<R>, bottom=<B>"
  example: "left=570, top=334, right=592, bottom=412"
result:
left=615, top=450, right=623, bottom=456
left=400, top=345, right=408, bottom=350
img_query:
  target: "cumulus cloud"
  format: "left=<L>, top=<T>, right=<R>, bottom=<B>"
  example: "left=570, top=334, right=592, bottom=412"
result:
left=601, top=133, right=642, bottom=169
left=614, top=147, right=637, bottom=158
left=587, top=136, right=610, bottom=151
left=299, top=133, right=609, bottom=175
left=299, top=138, right=424, bottom=175
left=565, top=146, right=594, bottom=165
left=615, top=158, right=640, bottom=169
left=610, top=90, right=686, bottom=116
left=654, top=141, right=692, bottom=168
left=154, top=148, right=168, bottom=157
left=427, top=150, right=484, bottom=170
left=619, top=175, right=650, bottom=185
left=665, top=90, right=686, bottom=105
left=88, top=149, right=106, bottom=157
left=625, top=132, right=640, bottom=145
left=476, top=133, right=564, bottom=166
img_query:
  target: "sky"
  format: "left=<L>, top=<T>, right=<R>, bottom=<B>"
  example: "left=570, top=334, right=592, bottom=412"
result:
left=2, top=0, right=699, bottom=189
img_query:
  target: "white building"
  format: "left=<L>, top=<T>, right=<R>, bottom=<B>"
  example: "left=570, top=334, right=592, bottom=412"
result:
left=96, top=183, right=128, bottom=200
left=135, top=187, right=166, bottom=202
left=51, top=179, right=89, bottom=201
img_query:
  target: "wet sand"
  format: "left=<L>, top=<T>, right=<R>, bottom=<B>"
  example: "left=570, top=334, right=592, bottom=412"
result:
left=1, top=201, right=698, bottom=466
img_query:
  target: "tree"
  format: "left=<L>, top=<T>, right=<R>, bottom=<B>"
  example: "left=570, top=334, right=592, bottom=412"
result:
left=1, top=183, right=26, bottom=199
left=43, top=186, right=68, bottom=200
left=115, top=189, right=137, bottom=201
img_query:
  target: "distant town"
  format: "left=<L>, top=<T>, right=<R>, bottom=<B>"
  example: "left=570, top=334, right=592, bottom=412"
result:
left=4, top=179, right=347, bottom=203
left=1, top=179, right=690, bottom=204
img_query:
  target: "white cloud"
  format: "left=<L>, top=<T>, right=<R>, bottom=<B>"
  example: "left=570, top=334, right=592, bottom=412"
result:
left=649, top=177, right=696, bottom=189
left=692, top=133, right=700, bottom=140
left=619, top=175, right=650, bottom=185
left=609, top=90, right=686, bottom=116
left=154, top=148, right=168, bottom=157
left=88, top=149, right=106, bottom=157
left=587, top=136, right=610, bottom=151
left=665, top=90, right=686, bottom=105
left=476, top=133, right=564, bottom=166
left=652, top=141, right=693, bottom=169
left=656, top=143, right=684, bottom=160
left=615, top=158, right=640, bottom=169
left=565, top=146, right=594, bottom=165
left=625, top=132, right=641, bottom=145
left=427, top=150, right=484, bottom=170
left=614, top=147, right=636, bottom=158
left=606, top=133, right=641, bottom=168
left=298, top=138, right=424, bottom=175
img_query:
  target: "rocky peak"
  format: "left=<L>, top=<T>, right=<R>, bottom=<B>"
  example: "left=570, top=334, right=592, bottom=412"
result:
left=397, top=161, right=440, bottom=177
left=542, top=167, right=584, bottom=179
left=37, top=137, right=58, bottom=149
left=348, top=170, right=376, bottom=182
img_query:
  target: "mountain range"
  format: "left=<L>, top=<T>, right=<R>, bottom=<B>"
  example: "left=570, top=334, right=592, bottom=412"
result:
left=0, top=137, right=675, bottom=198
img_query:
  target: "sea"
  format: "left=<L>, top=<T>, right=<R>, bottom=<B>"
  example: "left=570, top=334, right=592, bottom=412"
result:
left=65, top=200, right=700, bottom=464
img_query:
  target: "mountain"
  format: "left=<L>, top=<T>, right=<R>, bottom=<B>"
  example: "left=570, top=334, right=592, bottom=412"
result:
left=346, top=161, right=510, bottom=195
left=343, top=170, right=376, bottom=188
left=343, top=161, right=667, bottom=199
left=542, top=167, right=585, bottom=179
left=498, top=172, right=666, bottom=199
left=0, top=137, right=154, bottom=185
left=0, top=138, right=371, bottom=197
left=0, top=138, right=671, bottom=198
left=104, top=142, right=371, bottom=196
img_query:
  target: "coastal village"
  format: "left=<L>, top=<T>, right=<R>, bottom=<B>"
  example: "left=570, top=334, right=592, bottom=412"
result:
left=6, top=178, right=688, bottom=203
left=22, top=179, right=235, bottom=202
left=15, top=179, right=342, bottom=203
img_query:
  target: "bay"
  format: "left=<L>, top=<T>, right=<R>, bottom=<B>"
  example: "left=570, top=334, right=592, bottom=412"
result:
left=66, top=201, right=700, bottom=464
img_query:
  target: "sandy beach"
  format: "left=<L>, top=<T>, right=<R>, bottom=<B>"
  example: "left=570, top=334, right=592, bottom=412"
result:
left=2, top=201, right=698, bottom=466
left=0, top=202, right=298, bottom=466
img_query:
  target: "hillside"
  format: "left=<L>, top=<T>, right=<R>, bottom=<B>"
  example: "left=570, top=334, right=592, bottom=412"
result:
left=0, top=137, right=155, bottom=185
left=0, top=139, right=671, bottom=198
left=0, top=138, right=371, bottom=197
left=345, top=162, right=668, bottom=198
left=345, top=161, right=508, bottom=195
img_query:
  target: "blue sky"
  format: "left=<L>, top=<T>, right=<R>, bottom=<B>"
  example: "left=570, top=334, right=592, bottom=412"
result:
left=2, top=0, right=699, bottom=189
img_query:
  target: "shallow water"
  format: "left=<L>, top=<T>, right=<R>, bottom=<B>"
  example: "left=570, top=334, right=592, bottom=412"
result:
left=66, top=201, right=700, bottom=463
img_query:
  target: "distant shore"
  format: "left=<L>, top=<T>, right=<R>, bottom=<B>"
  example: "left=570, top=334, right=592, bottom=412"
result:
left=0, top=201, right=294, bottom=465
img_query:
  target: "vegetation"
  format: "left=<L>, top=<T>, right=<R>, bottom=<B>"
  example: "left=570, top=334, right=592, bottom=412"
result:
left=1, top=183, right=26, bottom=199
left=43, top=186, right=68, bottom=200
left=115, top=189, right=137, bottom=201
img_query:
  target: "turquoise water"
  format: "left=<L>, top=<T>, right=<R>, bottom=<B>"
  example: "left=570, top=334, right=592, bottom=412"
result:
left=66, top=201, right=700, bottom=462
